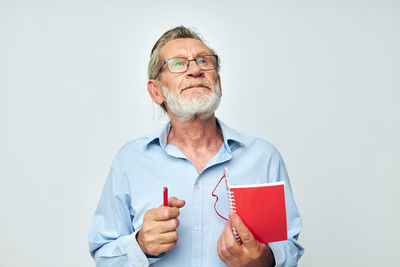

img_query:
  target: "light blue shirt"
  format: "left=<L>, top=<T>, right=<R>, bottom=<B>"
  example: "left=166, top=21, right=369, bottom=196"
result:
left=88, top=119, right=303, bottom=267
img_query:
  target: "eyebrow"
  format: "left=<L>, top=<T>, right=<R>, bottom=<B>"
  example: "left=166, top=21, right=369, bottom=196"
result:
left=169, top=51, right=212, bottom=59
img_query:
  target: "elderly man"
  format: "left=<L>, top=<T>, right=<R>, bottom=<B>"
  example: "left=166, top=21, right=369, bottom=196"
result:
left=88, top=26, right=303, bottom=267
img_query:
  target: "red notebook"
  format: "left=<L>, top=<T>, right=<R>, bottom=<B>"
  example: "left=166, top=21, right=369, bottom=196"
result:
left=225, top=169, right=288, bottom=243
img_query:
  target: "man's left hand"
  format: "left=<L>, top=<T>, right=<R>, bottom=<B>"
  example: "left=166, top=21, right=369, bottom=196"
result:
left=217, top=212, right=275, bottom=267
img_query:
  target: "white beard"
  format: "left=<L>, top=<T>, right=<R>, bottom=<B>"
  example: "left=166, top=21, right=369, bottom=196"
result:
left=162, top=82, right=221, bottom=122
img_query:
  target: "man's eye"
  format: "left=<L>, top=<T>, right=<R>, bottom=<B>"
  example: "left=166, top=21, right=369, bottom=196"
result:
left=170, top=60, right=185, bottom=68
left=197, top=58, right=208, bottom=65
left=173, top=61, right=184, bottom=67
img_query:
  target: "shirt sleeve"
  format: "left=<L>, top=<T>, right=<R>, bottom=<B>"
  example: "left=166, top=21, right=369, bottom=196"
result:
left=266, top=150, right=304, bottom=267
left=87, top=157, right=164, bottom=267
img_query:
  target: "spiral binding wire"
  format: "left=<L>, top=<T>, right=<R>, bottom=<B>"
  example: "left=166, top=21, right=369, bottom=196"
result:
left=224, top=167, right=242, bottom=244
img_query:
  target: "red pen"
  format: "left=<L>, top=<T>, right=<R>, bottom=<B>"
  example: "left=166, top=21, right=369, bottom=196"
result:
left=163, top=187, right=168, bottom=207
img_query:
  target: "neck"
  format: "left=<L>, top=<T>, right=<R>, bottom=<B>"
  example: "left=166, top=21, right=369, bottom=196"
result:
left=167, top=114, right=222, bottom=150
left=167, top=113, right=224, bottom=174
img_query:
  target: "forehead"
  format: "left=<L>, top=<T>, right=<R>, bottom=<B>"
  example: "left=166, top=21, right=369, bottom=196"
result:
left=160, top=38, right=212, bottom=59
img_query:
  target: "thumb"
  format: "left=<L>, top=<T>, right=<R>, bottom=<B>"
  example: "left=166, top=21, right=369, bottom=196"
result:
left=168, top=197, right=186, bottom=208
left=229, top=212, right=256, bottom=245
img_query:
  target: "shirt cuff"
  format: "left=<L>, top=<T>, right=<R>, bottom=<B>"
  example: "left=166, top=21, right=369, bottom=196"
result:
left=268, top=242, right=284, bottom=267
left=125, top=228, right=165, bottom=266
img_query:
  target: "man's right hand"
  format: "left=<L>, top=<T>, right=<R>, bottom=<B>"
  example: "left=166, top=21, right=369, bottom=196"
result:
left=137, top=197, right=186, bottom=256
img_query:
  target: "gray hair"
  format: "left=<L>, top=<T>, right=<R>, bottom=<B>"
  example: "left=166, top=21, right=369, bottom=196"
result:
left=148, top=26, right=220, bottom=112
left=148, top=26, right=220, bottom=80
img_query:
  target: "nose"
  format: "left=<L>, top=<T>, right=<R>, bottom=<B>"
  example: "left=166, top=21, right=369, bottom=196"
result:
left=186, top=59, right=203, bottom=77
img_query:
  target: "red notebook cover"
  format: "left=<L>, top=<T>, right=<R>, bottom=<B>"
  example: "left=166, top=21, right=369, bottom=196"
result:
left=230, top=182, right=287, bottom=243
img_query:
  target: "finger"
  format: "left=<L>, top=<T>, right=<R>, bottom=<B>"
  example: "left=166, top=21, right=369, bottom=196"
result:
left=218, top=229, right=230, bottom=258
left=218, top=223, right=239, bottom=264
left=158, top=197, right=185, bottom=208
left=217, top=233, right=227, bottom=262
left=158, top=241, right=177, bottom=254
left=168, top=197, right=186, bottom=208
left=158, top=218, right=180, bottom=233
left=151, top=206, right=180, bottom=221
left=222, top=220, right=242, bottom=255
left=148, top=241, right=177, bottom=256
left=228, top=212, right=255, bottom=244
left=158, top=230, right=179, bottom=244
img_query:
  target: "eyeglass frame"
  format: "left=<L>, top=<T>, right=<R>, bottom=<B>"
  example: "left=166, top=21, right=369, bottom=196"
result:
left=155, top=55, right=218, bottom=78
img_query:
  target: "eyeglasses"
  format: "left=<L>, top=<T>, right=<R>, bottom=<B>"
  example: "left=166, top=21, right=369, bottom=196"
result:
left=155, top=55, right=218, bottom=78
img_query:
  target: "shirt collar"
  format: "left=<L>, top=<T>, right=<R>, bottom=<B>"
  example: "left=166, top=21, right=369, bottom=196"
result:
left=145, top=118, right=245, bottom=151
left=216, top=119, right=245, bottom=152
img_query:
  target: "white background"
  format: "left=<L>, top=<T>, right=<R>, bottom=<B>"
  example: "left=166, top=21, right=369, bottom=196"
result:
left=1, top=1, right=399, bottom=266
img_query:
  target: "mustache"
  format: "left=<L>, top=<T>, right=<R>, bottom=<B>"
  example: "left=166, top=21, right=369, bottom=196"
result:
left=180, top=80, right=212, bottom=91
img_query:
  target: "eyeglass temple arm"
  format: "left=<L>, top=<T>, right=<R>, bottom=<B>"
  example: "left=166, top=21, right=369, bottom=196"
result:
left=155, top=59, right=168, bottom=79
left=211, top=174, right=229, bottom=221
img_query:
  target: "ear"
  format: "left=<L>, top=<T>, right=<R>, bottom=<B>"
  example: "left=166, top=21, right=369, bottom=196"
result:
left=147, top=79, right=165, bottom=105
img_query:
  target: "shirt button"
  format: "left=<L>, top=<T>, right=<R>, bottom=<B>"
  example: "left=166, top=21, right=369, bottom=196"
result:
left=194, top=224, right=200, bottom=231
left=195, top=184, right=200, bottom=190
left=139, top=260, right=145, bottom=266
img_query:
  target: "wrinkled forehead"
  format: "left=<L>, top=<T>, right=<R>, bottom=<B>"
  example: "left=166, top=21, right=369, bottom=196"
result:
left=160, top=38, right=213, bottom=59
